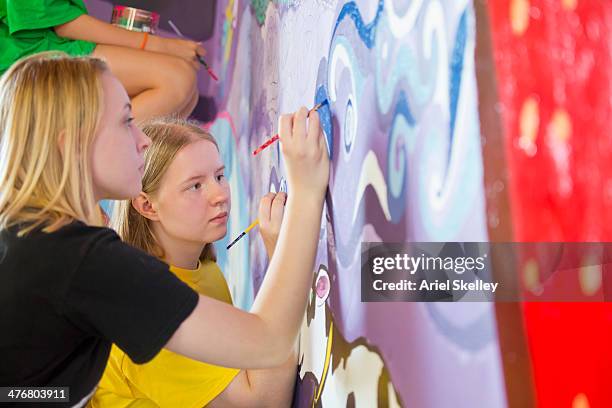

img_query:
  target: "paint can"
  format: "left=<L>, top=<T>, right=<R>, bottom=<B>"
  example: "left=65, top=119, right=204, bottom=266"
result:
left=111, top=5, right=159, bottom=33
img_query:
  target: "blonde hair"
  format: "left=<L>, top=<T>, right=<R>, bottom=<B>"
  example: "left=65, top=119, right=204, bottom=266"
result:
left=112, top=117, right=219, bottom=263
left=0, top=52, right=108, bottom=235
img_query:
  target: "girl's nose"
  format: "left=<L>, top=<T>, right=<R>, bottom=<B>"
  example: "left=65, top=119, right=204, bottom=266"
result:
left=208, top=180, right=229, bottom=205
left=136, top=127, right=151, bottom=152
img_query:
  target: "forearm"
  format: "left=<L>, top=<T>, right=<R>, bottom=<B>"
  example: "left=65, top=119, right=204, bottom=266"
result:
left=54, top=14, right=146, bottom=49
left=207, top=344, right=297, bottom=408
left=245, top=345, right=297, bottom=406
left=250, top=191, right=324, bottom=359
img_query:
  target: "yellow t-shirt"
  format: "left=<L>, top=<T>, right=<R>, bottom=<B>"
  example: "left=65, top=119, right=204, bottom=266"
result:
left=89, top=260, right=240, bottom=408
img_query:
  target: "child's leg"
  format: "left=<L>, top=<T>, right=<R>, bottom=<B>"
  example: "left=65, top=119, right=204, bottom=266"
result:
left=92, top=45, right=197, bottom=121
left=179, top=85, right=200, bottom=119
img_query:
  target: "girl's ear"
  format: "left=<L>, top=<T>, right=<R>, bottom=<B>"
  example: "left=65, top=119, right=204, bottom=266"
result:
left=132, top=192, right=159, bottom=221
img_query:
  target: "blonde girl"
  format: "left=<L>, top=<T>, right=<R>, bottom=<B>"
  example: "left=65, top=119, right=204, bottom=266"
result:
left=0, top=52, right=328, bottom=407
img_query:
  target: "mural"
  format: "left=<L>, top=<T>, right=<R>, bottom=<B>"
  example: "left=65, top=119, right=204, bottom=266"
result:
left=201, top=0, right=507, bottom=406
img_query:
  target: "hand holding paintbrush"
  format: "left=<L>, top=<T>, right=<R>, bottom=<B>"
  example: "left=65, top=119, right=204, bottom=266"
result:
left=226, top=192, right=287, bottom=251
left=168, top=20, right=218, bottom=81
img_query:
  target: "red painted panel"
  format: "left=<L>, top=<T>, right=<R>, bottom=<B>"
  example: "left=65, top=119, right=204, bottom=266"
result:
left=487, top=1, right=612, bottom=407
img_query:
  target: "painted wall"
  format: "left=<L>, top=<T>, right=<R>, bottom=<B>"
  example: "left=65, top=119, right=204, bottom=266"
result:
left=201, top=0, right=507, bottom=406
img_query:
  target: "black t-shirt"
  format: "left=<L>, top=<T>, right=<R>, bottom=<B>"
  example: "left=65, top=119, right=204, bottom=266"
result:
left=0, top=221, right=199, bottom=407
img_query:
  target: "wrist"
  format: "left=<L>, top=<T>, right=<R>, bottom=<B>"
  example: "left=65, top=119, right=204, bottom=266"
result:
left=285, top=192, right=325, bottom=223
left=262, top=238, right=276, bottom=259
left=145, top=34, right=161, bottom=52
left=287, top=188, right=325, bottom=207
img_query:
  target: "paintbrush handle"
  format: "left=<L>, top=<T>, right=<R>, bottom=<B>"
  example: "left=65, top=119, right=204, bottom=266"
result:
left=196, top=55, right=209, bottom=69
left=226, top=219, right=260, bottom=250
left=253, top=134, right=279, bottom=156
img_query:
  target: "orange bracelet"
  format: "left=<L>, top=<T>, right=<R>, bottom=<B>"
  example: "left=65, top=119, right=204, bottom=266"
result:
left=140, top=32, right=149, bottom=50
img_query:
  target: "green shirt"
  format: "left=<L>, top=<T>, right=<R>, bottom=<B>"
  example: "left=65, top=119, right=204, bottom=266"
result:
left=0, top=0, right=96, bottom=75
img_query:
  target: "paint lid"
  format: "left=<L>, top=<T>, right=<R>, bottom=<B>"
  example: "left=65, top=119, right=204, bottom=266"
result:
left=111, top=5, right=160, bottom=34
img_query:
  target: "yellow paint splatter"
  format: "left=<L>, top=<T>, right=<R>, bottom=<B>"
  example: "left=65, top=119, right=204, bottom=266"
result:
left=223, top=0, right=237, bottom=64
left=313, top=321, right=334, bottom=406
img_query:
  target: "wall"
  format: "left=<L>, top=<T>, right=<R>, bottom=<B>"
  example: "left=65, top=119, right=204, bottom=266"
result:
left=203, top=1, right=507, bottom=406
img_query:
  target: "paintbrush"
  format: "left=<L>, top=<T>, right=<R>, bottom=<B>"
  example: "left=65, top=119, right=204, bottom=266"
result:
left=252, top=101, right=326, bottom=156
left=226, top=219, right=259, bottom=250
left=168, top=20, right=219, bottom=81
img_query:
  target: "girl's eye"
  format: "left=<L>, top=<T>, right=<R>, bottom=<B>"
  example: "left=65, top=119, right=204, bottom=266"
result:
left=189, top=182, right=202, bottom=191
left=216, top=174, right=225, bottom=182
left=126, top=117, right=135, bottom=127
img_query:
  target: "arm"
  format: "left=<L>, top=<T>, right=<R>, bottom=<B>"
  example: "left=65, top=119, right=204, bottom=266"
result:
left=54, top=14, right=145, bottom=49
left=166, top=194, right=323, bottom=368
left=205, top=191, right=295, bottom=407
left=165, top=108, right=328, bottom=369
left=54, top=15, right=204, bottom=62
left=207, top=344, right=298, bottom=408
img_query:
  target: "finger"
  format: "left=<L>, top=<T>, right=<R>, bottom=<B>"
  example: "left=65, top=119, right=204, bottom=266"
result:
left=276, top=191, right=287, bottom=203
left=196, top=44, right=207, bottom=56
left=270, top=192, right=287, bottom=217
left=307, top=110, right=321, bottom=140
left=278, top=114, right=294, bottom=142
left=292, top=107, right=309, bottom=139
left=258, top=193, right=275, bottom=222
left=190, top=59, right=200, bottom=71
left=272, top=191, right=287, bottom=209
left=318, top=128, right=328, bottom=157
